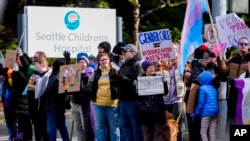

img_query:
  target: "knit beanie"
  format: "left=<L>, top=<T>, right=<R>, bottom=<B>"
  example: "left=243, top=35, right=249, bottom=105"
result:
left=141, top=60, right=154, bottom=72
left=112, top=42, right=126, bottom=55
left=98, top=41, right=111, bottom=53
left=76, top=52, right=90, bottom=65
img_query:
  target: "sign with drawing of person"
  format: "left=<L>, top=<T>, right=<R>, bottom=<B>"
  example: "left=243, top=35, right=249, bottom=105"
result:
left=137, top=28, right=176, bottom=62
left=137, top=76, right=164, bottom=96
left=204, top=24, right=219, bottom=49
left=58, top=64, right=81, bottom=94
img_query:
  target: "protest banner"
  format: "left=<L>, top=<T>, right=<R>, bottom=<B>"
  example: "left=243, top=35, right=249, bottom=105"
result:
left=215, top=13, right=250, bottom=48
left=138, top=76, right=164, bottom=96
left=235, top=78, right=250, bottom=124
left=58, top=64, right=81, bottom=94
left=5, top=50, right=17, bottom=68
left=137, top=29, right=176, bottom=62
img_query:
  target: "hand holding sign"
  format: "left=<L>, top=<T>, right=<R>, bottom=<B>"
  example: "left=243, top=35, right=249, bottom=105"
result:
left=212, top=43, right=226, bottom=57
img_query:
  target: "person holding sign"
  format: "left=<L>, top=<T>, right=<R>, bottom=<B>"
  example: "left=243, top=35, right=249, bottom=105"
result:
left=111, top=44, right=143, bottom=141
left=88, top=52, right=120, bottom=141
left=156, top=45, right=186, bottom=141
left=137, top=60, right=166, bottom=141
left=40, top=59, right=70, bottom=141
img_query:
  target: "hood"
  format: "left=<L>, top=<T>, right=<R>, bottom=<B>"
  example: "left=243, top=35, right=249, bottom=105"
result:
left=199, top=71, right=213, bottom=85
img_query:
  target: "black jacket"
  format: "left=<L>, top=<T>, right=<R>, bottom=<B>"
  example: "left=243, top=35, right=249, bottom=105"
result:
left=118, top=56, right=141, bottom=101
left=90, top=68, right=118, bottom=102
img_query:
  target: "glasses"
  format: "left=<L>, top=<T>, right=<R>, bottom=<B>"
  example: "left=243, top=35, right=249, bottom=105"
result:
left=99, top=58, right=108, bottom=62
left=239, top=42, right=249, bottom=46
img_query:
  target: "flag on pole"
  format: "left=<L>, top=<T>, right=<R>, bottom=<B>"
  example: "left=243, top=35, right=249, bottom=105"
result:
left=178, top=0, right=208, bottom=74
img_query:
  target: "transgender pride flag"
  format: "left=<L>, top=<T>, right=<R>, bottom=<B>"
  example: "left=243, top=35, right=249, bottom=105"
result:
left=178, top=0, right=208, bottom=74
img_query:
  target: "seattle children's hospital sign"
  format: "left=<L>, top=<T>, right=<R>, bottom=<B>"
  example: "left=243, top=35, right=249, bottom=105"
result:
left=24, top=6, right=116, bottom=58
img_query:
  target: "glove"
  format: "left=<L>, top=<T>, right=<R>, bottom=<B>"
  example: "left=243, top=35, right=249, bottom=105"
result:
left=17, top=47, right=23, bottom=56
left=190, top=113, right=195, bottom=122
left=82, top=76, right=89, bottom=84
left=63, top=50, right=70, bottom=65
left=13, top=63, right=19, bottom=71
left=110, top=74, right=123, bottom=80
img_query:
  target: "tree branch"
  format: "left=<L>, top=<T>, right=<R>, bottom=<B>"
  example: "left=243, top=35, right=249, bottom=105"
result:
left=140, top=0, right=186, bottom=19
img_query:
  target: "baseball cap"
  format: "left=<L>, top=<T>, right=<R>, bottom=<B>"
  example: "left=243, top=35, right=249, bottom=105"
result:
left=121, top=44, right=137, bottom=53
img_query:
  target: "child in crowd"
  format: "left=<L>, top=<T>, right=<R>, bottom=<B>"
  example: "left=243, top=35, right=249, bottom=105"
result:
left=191, top=71, right=219, bottom=141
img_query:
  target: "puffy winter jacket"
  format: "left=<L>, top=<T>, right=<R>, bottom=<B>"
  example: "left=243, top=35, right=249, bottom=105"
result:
left=194, top=71, right=219, bottom=117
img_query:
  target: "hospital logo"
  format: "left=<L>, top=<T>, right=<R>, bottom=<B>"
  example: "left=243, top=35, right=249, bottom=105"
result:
left=64, top=11, right=80, bottom=30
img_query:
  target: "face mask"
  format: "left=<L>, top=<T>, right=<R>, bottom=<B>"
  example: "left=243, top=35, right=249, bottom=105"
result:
left=206, top=62, right=214, bottom=70
left=113, top=56, right=120, bottom=62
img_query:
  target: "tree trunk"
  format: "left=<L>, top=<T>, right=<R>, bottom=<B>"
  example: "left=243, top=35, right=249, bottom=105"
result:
left=129, top=0, right=140, bottom=46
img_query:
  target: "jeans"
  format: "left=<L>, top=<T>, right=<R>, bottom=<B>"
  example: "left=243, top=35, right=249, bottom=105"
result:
left=71, top=103, right=85, bottom=141
left=165, top=102, right=186, bottom=141
left=47, top=109, right=69, bottom=141
left=91, top=103, right=120, bottom=141
left=119, top=100, right=143, bottom=141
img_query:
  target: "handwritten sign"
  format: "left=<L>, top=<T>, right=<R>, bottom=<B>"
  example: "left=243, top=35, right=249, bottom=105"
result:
left=215, top=13, right=250, bottom=48
left=5, top=50, right=17, bottom=68
left=138, top=76, right=164, bottom=96
left=137, top=29, right=176, bottom=62
left=212, top=43, right=227, bottom=57
left=58, top=64, right=81, bottom=94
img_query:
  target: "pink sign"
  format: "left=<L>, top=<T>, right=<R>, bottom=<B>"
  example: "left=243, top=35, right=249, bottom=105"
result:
left=212, top=43, right=226, bottom=57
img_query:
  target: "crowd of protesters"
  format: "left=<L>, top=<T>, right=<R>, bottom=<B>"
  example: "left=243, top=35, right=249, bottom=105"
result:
left=0, top=37, right=250, bottom=141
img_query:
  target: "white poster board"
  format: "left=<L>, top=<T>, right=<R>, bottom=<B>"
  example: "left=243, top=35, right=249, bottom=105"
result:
left=24, top=6, right=116, bottom=58
left=137, top=29, right=176, bottom=62
left=138, top=76, right=164, bottom=96
left=215, top=13, right=250, bottom=48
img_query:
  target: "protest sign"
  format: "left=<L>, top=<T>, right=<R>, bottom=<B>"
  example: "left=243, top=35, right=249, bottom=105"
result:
left=138, top=76, right=164, bottom=96
left=212, top=43, right=227, bottom=57
left=137, top=29, right=176, bottom=62
left=215, top=13, right=250, bottom=48
left=58, top=64, right=81, bottom=94
left=5, top=50, right=17, bottom=68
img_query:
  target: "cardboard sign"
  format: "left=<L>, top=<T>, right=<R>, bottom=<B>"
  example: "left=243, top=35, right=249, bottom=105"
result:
left=215, top=13, right=250, bottom=48
left=137, top=28, right=176, bottom=62
left=58, top=64, right=81, bottom=94
left=138, top=76, right=164, bottom=96
left=5, top=50, right=17, bottom=68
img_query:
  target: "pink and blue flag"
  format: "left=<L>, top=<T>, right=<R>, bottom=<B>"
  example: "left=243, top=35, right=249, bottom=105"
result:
left=178, top=0, right=208, bottom=74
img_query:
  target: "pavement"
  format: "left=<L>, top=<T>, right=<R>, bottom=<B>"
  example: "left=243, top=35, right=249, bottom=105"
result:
left=0, top=102, right=230, bottom=141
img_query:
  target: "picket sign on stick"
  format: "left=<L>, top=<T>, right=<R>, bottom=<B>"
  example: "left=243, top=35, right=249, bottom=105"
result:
left=205, top=0, right=221, bottom=55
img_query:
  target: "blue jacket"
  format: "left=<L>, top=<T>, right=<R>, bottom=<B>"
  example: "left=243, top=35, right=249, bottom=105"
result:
left=194, top=71, right=219, bottom=117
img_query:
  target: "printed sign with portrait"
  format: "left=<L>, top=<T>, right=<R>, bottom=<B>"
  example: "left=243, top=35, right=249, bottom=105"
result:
left=58, top=64, right=81, bottom=94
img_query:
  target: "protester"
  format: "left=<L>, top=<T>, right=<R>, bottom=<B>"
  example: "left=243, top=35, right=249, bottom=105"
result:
left=111, top=44, right=143, bottom=141
left=217, top=37, right=249, bottom=131
left=63, top=51, right=95, bottom=141
left=191, top=71, right=219, bottom=141
left=239, top=53, right=250, bottom=78
left=138, top=60, right=166, bottom=141
left=88, top=52, right=120, bottom=141
left=156, top=45, right=186, bottom=141
left=41, top=59, right=70, bottom=141
left=24, top=51, right=51, bottom=141
left=112, top=42, right=126, bottom=67
left=97, top=41, right=114, bottom=61
left=89, top=54, right=98, bottom=71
